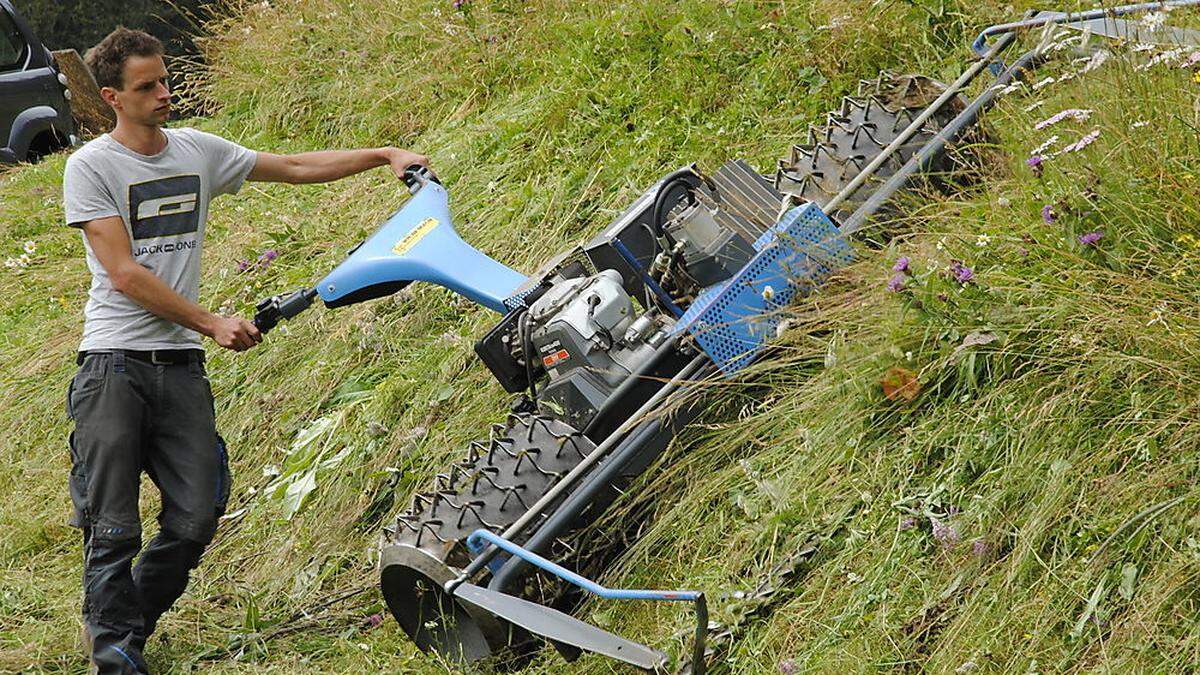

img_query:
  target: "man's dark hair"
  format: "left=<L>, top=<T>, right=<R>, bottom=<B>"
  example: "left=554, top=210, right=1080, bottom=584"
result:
left=85, top=27, right=164, bottom=91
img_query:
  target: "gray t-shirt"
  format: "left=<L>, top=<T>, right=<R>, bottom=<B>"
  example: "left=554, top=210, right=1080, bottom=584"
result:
left=63, top=128, right=257, bottom=351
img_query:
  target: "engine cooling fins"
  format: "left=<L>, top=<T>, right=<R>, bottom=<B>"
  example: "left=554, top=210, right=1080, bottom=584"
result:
left=774, top=72, right=968, bottom=226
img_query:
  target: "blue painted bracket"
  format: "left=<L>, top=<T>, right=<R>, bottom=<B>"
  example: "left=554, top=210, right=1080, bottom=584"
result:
left=467, top=529, right=702, bottom=604
left=465, top=529, right=709, bottom=673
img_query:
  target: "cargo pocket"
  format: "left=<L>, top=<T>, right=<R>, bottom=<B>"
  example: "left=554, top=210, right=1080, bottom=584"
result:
left=67, top=355, right=108, bottom=421
left=215, top=433, right=231, bottom=519
left=67, top=430, right=88, bottom=529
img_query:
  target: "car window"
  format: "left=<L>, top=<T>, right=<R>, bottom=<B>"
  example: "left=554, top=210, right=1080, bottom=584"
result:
left=0, top=8, right=27, bottom=72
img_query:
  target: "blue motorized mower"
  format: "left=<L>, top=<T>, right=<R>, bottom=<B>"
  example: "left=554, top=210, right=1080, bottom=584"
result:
left=252, top=4, right=1200, bottom=670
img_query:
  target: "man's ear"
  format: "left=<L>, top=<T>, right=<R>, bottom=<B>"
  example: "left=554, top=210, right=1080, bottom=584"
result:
left=99, top=86, right=120, bottom=111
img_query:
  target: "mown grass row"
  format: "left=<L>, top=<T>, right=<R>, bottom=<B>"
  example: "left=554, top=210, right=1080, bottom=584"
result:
left=4, top=0, right=1200, bottom=672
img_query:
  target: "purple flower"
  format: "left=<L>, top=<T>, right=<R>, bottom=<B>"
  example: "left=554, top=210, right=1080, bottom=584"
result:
left=1041, top=204, right=1056, bottom=224
left=949, top=260, right=974, bottom=284
left=972, top=539, right=990, bottom=557
left=1026, top=155, right=1044, bottom=176
left=779, top=660, right=799, bottom=674
left=930, top=517, right=960, bottom=548
left=899, top=516, right=917, bottom=531
left=257, top=249, right=279, bottom=269
left=1078, top=230, right=1103, bottom=246
left=892, top=256, right=911, bottom=273
left=886, top=273, right=906, bottom=293
left=452, top=0, right=468, bottom=7
left=236, top=259, right=251, bottom=273
left=364, top=613, right=383, bottom=629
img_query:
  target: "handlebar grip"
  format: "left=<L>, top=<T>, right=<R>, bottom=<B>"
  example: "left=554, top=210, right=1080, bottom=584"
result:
left=402, top=164, right=441, bottom=192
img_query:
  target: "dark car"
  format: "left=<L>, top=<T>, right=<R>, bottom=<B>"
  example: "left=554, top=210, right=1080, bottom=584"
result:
left=0, top=0, right=75, bottom=164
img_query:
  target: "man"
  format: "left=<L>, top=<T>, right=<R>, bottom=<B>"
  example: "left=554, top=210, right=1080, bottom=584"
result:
left=63, top=27, right=428, bottom=674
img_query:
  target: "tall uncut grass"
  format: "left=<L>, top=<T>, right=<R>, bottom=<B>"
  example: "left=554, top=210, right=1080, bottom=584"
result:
left=3, top=0, right=1200, bottom=672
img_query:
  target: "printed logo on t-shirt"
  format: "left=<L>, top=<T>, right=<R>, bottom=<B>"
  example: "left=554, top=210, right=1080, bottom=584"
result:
left=129, top=175, right=202, bottom=240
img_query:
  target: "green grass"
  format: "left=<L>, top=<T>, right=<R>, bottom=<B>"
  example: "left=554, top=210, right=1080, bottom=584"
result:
left=4, top=0, right=1200, bottom=672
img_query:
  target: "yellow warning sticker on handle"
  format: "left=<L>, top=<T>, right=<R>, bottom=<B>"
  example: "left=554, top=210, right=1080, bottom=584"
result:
left=392, top=217, right=438, bottom=256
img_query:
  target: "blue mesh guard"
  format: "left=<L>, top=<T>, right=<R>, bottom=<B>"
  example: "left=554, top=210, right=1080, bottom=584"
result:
left=671, top=202, right=853, bottom=375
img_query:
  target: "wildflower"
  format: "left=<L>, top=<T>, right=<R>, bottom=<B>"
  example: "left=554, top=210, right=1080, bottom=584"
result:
left=1078, top=230, right=1103, bottom=246
left=236, top=259, right=252, bottom=273
left=1131, top=120, right=1150, bottom=129
left=1078, top=49, right=1110, bottom=74
left=892, top=256, right=910, bottom=273
left=1031, top=76, right=1056, bottom=90
left=997, top=196, right=1012, bottom=207
left=1060, top=128, right=1101, bottom=154
left=1141, top=10, right=1167, bottom=31
left=930, top=517, right=960, bottom=548
left=886, top=273, right=905, bottom=293
left=1182, top=51, right=1200, bottom=68
left=18, top=253, right=30, bottom=267
left=975, top=234, right=991, bottom=248
left=1031, top=135, right=1059, bottom=156
left=23, top=240, right=36, bottom=254
left=1193, top=71, right=1200, bottom=84
left=1041, top=204, right=1056, bottom=224
left=972, top=539, right=990, bottom=557
left=1034, top=108, right=1092, bottom=130
left=3, top=258, right=16, bottom=268
left=256, top=249, right=279, bottom=269
left=949, top=260, right=974, bottom=284
left=779, top=660, right=799, bottom=675
left=899, top=516, right=917, bottom=531
left=1026, top=155, right=1044, bottom=177
left=364, top=613, right=383, bottom=629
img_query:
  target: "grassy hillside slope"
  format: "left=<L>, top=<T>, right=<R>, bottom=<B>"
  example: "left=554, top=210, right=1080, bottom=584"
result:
left=4, top=0, right=1200, bottom=672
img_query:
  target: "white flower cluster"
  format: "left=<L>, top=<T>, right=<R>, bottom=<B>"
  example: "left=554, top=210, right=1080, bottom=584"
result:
left=4, top=240, right=36, bottom=268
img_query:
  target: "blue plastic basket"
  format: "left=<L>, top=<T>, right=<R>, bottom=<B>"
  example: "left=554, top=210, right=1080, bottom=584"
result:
left=672, top=202, right=854, bottom=375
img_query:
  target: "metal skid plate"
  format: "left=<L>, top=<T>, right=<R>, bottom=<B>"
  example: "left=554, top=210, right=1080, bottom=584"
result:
left=672, top=202, right=853, bottom=375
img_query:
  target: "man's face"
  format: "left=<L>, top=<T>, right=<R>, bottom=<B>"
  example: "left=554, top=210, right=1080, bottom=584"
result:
left=103, top=54, right=171, bottom=127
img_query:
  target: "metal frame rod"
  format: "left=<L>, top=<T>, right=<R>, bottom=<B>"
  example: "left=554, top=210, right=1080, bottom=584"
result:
left=819, top=28, right=1019, bottom=218
left=840, top=47, right=1045, bottom=234
left=447, top=353, right=710, bottom=592
left=972, top=0, right=1200, bottom=58
left=468, top=529, right=709, bottom=675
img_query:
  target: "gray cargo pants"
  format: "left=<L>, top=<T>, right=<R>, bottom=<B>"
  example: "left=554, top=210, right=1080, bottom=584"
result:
left=66, top=350, right=230, bottom=674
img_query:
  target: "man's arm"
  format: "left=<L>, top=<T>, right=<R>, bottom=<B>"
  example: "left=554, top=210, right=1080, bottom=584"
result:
left=81, top=216, right=261, bottom=351
left=248, top=146, right=429, bottom=184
